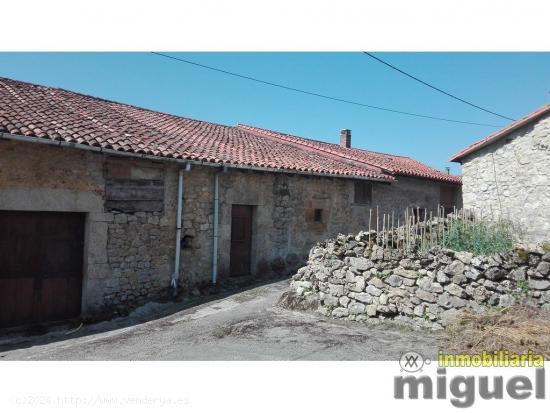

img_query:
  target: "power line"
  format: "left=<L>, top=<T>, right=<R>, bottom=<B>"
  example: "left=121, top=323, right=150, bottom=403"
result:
left=151, top=52, right=503, bottom=128
left=363, top=52, right=515, bottom=122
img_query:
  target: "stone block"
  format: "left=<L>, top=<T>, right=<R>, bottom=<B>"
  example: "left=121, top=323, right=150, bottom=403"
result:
left=529, top=279, right=550, bottom=290
left=332, top=307, right=349, bottom=318
left=353, top=293, right=373, bottom=304
left=366, top=285, right=382, bottom=296
left=348, top=302, right=366, bottom=315
left=329, top=284, right=345, bottom=297
left=445, top=283, right=465, bottom=298
left=393, top=268, right=417, bottom=279
left=348, top=257, right=374, bottom=272
left=416, top=289, right=437, bottom=303
left=366, top=304, right=378, bottom=316
left=485, top=267, right=507, bottom=281
left=385, top=274, right=403, bottom=287
left=444, top=260, right=465, bottom=276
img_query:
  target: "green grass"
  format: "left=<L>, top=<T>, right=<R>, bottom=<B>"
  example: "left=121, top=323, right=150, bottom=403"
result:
left=513, top=280, right=530, bottom=299
left=441, top=219, right=514, bottom=255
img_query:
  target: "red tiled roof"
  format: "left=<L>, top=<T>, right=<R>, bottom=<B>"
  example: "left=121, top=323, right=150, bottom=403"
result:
left=0, top=77, right=392, bottom=181
left=237, top=125, right=462, bottom=184
left=0, top=76, right=459, bottom=184
left=449, top=102, right=550, bottom=162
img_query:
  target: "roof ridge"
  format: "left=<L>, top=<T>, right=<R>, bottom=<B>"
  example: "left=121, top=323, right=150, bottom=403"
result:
left=242, top=130, right=389, bottom=175
left=238, top=124, right=461, bottom=184
left=238, top=123, right=401, bottom=155
left=237, top=124, right=395, bottom=173
left=239, top=123, right=427, bottom=161
left=450, top=101, right=550, bottom=162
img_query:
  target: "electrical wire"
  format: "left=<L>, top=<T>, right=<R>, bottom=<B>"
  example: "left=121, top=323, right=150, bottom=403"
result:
left=151, top=52, right=504, bottom=128
left=363, top=52, right=515, bottom=122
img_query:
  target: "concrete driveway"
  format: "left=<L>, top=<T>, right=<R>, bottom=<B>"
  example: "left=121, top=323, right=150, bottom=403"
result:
left=0, top=279, right=438, bottom=360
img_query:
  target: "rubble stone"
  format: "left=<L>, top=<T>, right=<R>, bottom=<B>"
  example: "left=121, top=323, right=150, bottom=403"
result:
left=288, top=230, right=550, bottom=329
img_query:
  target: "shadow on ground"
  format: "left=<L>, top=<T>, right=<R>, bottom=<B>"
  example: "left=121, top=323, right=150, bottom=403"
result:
left=0, top=273, right=291, bottom=355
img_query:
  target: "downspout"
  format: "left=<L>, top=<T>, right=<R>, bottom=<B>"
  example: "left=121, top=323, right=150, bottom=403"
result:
left=171, top=163, right=191, bottom=296
left=211, top=166, right=228, bottom=284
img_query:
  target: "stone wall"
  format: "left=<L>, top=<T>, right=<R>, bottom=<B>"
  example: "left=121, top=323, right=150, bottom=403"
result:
left=91, top=161, right=181, bottom=315
left=461, top=112, right=550, bottom=242
left=101, top=210, right=175, bottom=313
left=287, top=231, right=550, bottom=330
left=372, top=175, right=461, bottom=221
left=185, top=168, right=456, bottom=284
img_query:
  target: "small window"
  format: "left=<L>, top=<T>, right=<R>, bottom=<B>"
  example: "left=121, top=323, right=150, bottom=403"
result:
left=313, top=208, right=323, bottom=223
left=354, top=181, right=372, bottom=204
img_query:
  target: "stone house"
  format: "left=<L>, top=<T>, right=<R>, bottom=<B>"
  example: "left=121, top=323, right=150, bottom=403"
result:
left=0, top=77, right=461, bottom=327
left=450, top=103, right=550, bottom=242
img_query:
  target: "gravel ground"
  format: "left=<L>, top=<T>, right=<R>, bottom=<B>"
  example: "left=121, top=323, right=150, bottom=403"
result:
left=0, top=279, right=439, bottom=360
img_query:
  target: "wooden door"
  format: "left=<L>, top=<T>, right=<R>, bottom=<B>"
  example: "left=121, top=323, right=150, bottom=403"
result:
left=440, top=185, right=457, bottom=215
left=0, top=211, right=85, bottom=328
left=230, top=205, right=253, bottom=276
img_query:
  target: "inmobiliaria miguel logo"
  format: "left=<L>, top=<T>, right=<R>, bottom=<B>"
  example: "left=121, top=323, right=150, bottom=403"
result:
left=394, top=350, right=546, bottom=407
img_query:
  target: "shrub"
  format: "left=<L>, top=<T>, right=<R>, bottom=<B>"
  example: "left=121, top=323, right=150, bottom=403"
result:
left=442, top=219, right=514, bottom=255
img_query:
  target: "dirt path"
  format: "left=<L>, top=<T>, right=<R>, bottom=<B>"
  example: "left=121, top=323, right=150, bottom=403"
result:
left=0, top=279, right=439, bottom=360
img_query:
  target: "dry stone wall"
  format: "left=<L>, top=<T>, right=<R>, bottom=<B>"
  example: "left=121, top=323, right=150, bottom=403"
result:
left=288, top=231, right=550, bottom=330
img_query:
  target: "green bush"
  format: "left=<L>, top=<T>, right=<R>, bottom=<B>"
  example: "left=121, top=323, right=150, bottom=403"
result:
left=442, top=219, right=514, bottom=255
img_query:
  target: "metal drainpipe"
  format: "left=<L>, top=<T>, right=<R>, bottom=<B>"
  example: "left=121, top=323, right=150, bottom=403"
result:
left=171, top=163, right=191, bottom=296
left=211, top=166, right=228, bottom=284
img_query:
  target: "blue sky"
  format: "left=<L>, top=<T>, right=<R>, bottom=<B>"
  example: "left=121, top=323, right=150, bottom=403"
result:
left=1, top=52, right=548, bottom=174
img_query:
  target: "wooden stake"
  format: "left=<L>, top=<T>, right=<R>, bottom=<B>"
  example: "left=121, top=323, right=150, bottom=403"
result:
left=397, top=216, right=400, bottom=250
left=386, top=214, right=390, bottom=250
left=405, top=208, right=409, bottom=250
left=376, top=205, right=380, bottom=245
left=422, top=208, right=428, bottom=248
left=429, top=210, right=433, bottom=248
left=382, top=214, right=386, bottom=248
left=391, top=211, right=395, bottom=249
left=443, top=206, right=446, bottom=247
left=368, top=208, right=372, bottom=247
left=437, top=205, right=440, bottom=245
left=415, top=207, right=419, bottom=248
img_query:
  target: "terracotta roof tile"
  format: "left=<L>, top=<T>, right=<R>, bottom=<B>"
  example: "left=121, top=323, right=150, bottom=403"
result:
left=0, top=77, right=392, bottom=181
left=237, top=125, right=462, bottom=184
left=449, top=102, right=550, bottom=162
left=0, top=76, right=460, bottom=184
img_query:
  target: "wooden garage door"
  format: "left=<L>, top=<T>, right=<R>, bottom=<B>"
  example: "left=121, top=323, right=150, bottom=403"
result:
left=0, top=211, right=85, bottom=328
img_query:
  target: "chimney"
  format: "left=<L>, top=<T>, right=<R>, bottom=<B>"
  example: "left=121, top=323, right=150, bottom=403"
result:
left=340, top=129, right=351, bottom=148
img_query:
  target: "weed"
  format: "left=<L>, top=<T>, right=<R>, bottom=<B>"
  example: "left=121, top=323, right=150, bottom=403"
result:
left=441, top=219, right=514, bottom=255
left=512, top=279, right=530, bottom=299
left=441, top=306, right=550, bottom=357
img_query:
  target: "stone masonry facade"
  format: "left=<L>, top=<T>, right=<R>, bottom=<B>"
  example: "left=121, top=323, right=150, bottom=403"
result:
left=102, top=210, right=174, bottom=313
left=461, top=112, right=550, bottom=242
left=0, top=140, right=460, bottom=319
left=0, top=140, right=180, bottom=318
